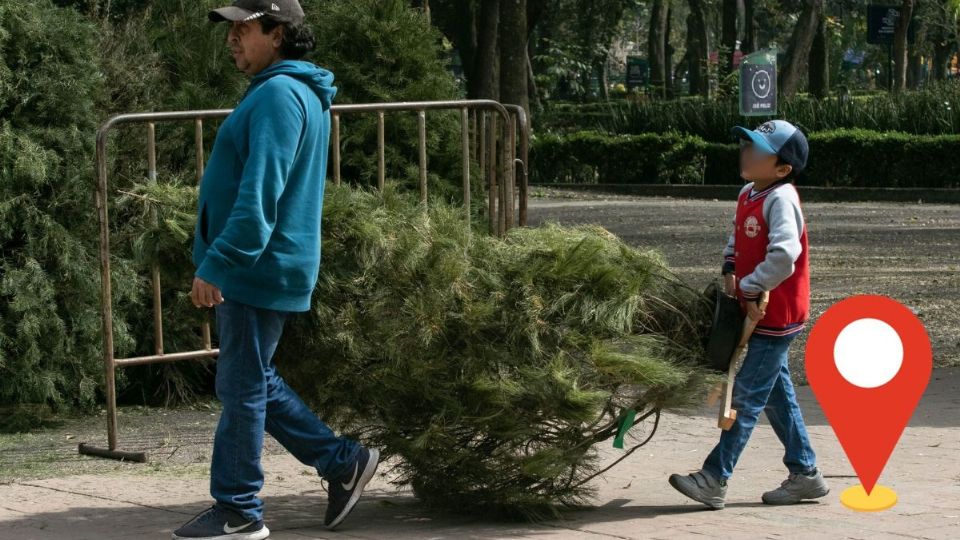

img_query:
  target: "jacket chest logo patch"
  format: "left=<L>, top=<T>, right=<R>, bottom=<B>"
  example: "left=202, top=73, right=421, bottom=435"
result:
left=744, top=215, right=762, bottom=238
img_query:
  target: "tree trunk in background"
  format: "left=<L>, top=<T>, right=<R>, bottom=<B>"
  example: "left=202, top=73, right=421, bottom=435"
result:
left=527, top=50, right=539, bottom=108
left=665, top=3, right=675, bottom=98
left=432, top=2, right=478, bottom=97
left=743, top=0, right=756, bottom=53
left=808, top=12, right=828, bottom=98
left=721, top=0, right=739, bottom=76
left=687, top=0, right=710, bottom=97
left=474, top=0, right=501, bottom=100
left=779, top=0, right=822, bottom=97
left=893, top=0, right=915, bottom=92
left=499, top=0, right=529, bottom=112
left=596, top=58, right=610, bottom=100
left=648, top=0, right=670, bottom=98
left=933, top=41, right=952, bottom=81
left=526, top=0, right=546, bottom=107
left=907, top=43, right=922, bottom=88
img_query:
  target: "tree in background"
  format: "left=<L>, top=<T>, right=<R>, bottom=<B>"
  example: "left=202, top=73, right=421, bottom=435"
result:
left=808, top=8, right=830, bottom=98
left=648, top=0, right=671, bottom=98
left=779, top=0, right=824, bottom=97
left=432, top=0, right=637, bottom=107
left=894, top=0, right=917, bottom=91
left=720, top=0, right=743, bottom=77
left=687, top=0, right=710, bottom=97
left=500, top=0, right=530, bottom=110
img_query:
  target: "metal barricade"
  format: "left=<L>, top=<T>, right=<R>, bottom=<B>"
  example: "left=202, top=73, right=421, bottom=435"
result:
left=80, top=100, right=529, bottom=461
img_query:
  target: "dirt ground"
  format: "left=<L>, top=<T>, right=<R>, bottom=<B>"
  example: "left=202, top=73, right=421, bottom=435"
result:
left=526, top=189, right=960, bottom=378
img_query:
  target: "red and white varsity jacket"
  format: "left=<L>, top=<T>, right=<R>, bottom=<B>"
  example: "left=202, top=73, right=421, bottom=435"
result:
left=721, top=181, right=810, bottom=337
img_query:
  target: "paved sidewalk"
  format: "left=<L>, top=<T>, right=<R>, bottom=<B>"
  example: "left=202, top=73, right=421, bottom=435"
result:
left=1, top=368, right=957, bottom=540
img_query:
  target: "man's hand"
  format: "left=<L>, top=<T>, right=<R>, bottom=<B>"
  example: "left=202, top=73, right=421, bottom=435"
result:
left=191, top=277, right=224, bottom=308
left=744, top=297, right=766, bottom=322
left=723, top=273, right=736, bottom=297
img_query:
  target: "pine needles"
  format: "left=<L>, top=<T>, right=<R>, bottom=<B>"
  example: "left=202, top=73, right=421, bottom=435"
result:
left=276, top=184, right=715, bottom=519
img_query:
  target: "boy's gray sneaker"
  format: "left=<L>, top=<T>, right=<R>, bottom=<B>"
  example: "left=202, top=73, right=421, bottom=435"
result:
left=668, top=469, right=727, bottom=510
left=762, top=468, right=830, bottom=505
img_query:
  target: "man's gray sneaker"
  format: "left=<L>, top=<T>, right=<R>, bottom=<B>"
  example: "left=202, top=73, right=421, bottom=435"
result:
left=762, top=468, right=830, bottom=505
left=668, top=469, right=727, bottom=510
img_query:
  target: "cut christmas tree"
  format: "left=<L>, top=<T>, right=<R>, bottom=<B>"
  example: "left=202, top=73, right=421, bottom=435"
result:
left=275, top=184, right=716, bottom=518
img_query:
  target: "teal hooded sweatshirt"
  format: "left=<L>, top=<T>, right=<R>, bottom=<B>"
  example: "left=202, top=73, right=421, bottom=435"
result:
left=193, top=60, right=337, bottom=312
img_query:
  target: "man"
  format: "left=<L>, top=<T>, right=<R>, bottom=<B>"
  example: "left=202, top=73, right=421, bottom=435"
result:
left=173, top=2, right=379, bottom=539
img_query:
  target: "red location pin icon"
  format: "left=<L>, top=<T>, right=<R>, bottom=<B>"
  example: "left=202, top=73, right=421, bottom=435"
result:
left=805, top=295, right=931, bottom=512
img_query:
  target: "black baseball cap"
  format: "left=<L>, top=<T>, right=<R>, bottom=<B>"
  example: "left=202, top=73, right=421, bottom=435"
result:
left=209, top=0, right=305, bottom=24
left=731, top=120, right=809, bottom=176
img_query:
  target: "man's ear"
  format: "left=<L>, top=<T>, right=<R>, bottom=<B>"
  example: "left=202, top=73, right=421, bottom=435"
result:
left=272, top=25, right=284, bottom=48
left=776, top=163, right=793, bottom=179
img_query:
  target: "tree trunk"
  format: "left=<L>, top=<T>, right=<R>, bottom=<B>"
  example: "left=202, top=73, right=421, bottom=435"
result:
left=893, top=0, right=915, bottom=92
left=743, top=0, right=756, bottom=53
left=808, top=12, right=829, bottom=98
left=933, top=41, right=952, bottom=81
left=527, top=49, right=540, bottom=109
left=596, top=58, right=610, bottom=100
left=687, top=0, right=710, bottom=97
left=432, top=2, right=478, bottom=97
left=499, top=0, right=530, bottom=112
left=907, top=44, right=922, bottom=88
left=648, top=0, right=670, bottom=98
left=779, top=0, right=823, bottom=98
left=474, top=0, right=501, bottom=100
left=665, top=3, right=675, bottom=98
left=721, top=0, right=740, bottom=76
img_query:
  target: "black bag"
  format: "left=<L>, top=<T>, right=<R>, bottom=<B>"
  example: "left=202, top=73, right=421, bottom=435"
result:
left=700, top=281, right=744, bottom=373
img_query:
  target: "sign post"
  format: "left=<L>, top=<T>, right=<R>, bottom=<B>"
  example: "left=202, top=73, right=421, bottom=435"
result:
left=740, top=49, right=777, bottom=117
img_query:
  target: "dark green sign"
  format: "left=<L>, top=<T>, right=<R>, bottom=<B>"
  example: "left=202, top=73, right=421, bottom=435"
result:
left=867, top=5, right=915, bottom=45
left=626, top=56, right=649, bottom=90
left=740, top=50, right=777, bottom=117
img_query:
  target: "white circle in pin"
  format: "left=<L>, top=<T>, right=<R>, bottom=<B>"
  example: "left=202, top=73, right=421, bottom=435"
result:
left=833, top=318, right=903, bottom=388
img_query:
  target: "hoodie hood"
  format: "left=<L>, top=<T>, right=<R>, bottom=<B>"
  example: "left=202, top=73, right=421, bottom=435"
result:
left=245, top=59, right=337, bottom=110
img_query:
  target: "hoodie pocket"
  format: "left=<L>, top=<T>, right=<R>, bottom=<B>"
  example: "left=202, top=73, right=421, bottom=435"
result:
left=199, top=202, right=209, bottom=244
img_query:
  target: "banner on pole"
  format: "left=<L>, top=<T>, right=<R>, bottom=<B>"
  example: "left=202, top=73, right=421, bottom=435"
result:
left=740, top=50, right=777, bottom=117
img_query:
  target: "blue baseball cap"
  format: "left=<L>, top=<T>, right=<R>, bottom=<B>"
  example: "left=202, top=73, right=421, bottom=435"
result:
left=732, top=120, right=809, bottom=175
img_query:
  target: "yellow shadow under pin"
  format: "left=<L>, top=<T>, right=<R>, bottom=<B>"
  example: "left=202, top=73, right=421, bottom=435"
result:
left=840, top=484, right=898, bottom=512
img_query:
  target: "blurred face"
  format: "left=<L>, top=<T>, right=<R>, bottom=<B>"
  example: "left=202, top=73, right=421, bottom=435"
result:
left=226, top=20, right=283, bottom=76
left=739, top=140, right=792, bottom=186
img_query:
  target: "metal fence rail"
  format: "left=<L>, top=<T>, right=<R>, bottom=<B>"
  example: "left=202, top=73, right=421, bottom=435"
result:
left=82, top=100, right=529, bottom=461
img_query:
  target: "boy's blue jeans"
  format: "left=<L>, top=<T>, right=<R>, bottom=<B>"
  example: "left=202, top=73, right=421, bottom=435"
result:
left=210, top=298, right=360, bottom=522
left=702, top=332, right=817, bottom=481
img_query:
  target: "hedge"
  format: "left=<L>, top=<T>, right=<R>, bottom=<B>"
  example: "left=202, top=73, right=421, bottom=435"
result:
left=539, top=84, right=960, bottom=142
left=530, top=129, right=960, bottom=189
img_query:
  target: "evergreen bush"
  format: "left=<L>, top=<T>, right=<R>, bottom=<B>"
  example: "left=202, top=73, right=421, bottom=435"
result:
left=0, top=0, right=141, bottom=410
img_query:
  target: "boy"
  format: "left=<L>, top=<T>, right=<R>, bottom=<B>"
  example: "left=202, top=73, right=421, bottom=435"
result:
left=668, top=120, right=829, bottom=509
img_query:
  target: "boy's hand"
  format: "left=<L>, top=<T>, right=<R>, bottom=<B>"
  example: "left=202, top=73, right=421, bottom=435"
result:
left=723, top=273, right=736, bottom=296
left=745, top=298, right=766, bottom=322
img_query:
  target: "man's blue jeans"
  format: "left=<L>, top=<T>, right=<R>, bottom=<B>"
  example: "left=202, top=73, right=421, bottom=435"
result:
left=210, top=299, right=360, bottom=522
left=702, top=332, right=817, bottom=481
